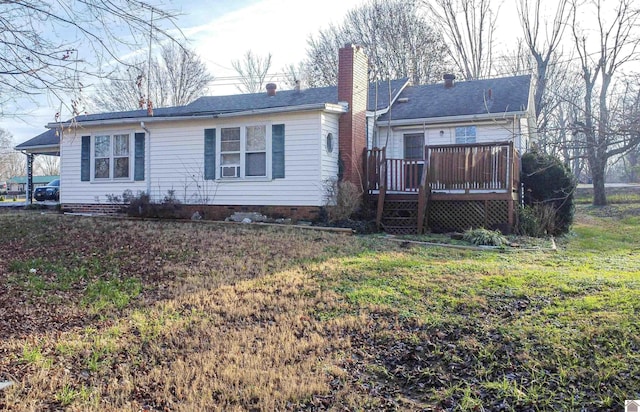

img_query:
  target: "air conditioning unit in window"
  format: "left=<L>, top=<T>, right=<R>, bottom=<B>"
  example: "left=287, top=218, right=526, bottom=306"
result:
left=221, top=166, right=240, bottom=178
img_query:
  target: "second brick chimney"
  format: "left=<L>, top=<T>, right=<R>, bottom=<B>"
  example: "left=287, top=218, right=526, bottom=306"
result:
left=338, top=44, right=368, bottom=190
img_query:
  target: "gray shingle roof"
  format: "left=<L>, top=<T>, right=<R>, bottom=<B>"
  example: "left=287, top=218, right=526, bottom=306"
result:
left=378, top=75, right=531, bottom=122
left=69, top=79, right=409, bottom=123
left=14, top=128, right=59, bottom=150
left=368, top=78, right=409, bottom=111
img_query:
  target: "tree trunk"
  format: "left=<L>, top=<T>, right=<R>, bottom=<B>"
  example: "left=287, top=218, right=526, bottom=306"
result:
left=591, top=160, right=607, bottom=206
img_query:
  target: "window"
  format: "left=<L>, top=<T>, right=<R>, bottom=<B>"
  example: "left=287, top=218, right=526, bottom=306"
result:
left=220, top=125, right=267, bottom=178
left=94, top=134, right=130, bottom=179
left=404, top=133, right=424, bottom=160
left=245, top=125, right=266, bottom=177
left=326, top=133, right=334, bottom=153
left=204, top=125, right=284, bottom=181
left=220, top=127, right=241, bottom=177
left=455, top=126, right=476, bottom=144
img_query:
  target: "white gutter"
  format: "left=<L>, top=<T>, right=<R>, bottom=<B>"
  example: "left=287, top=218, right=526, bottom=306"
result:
left=378, top=110, right=528, bottom=127
left=365, top=79, right=411, bottom=118
left=13, top=144, right=59, bottom=152
left=47, top=103, right=347, bottom=129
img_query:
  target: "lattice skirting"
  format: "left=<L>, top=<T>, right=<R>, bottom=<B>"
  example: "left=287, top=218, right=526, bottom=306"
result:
left=427, top=199, right=512, bottom=233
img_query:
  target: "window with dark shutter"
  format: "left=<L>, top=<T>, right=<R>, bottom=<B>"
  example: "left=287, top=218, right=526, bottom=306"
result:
left=81, top=135, right=90, bottom=181
left=204, top=128, right=216, bottom=180
left=134, top=133, right=145, bottom=181
left=272, top=124, right=285, bottom=179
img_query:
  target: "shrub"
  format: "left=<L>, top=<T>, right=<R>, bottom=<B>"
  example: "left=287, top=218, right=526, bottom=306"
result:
left=521, top=151, right=576, bottom=236
left=109, top=190, right=185, bottom=219
left=323, top=179, right=362, bottom=222
left=463, top=228, right=508, bottom=246
left=517, top=204, right=558, bottom=237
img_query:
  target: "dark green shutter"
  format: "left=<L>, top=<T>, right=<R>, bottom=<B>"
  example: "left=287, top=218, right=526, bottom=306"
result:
left=134, top=132, right=145, bottom=181
left=272, top=124, right=285, bottom=179
left=204, top=128, right=216, bottom=180
left=81, top=135, right=90, bottom=181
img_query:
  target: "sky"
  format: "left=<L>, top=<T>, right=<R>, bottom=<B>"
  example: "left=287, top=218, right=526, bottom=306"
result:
left=2, top=0, right=369, bottom=144
left=3, top=0, right=607, bottom=146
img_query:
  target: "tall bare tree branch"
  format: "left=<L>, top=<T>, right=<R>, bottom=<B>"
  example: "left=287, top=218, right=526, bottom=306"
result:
left=570, top=0, right=640, bottom=205
left=305, top=0, right=451, bottom=87
left=427, top=0, right=498, bottom=80
left=231, top=51, right=273, bottom=94
left=0, top=0, right=183, bottom=117
left=93, top=44, right=214, bottom=112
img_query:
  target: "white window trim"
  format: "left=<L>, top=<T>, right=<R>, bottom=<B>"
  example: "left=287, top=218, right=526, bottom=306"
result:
left=216, top=122, right=272, bottom=181
left=90, top=132, right=135, bottom=182
left=455, top=126, right=477, bottom=144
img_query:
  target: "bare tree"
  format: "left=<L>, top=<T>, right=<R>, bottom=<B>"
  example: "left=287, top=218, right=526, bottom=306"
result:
left=35, top=155, right=60, bottom=176
left=0, top=0, right=183, bottom=117
left=0, top=128, right=26, bottom=180
left=282, top=62, right=308, bottom=90
left=570, top=0, right=640, bottom=205
left=305, top=0, right=452, bottom=87
left=231, top=51, right=273, bottom=94
left=427, top=0, right=498, bottom=80
left=615, top=77, right=640, bottom=183
left=517, top=0, right=569, bottom=118
left=93, top=44, right=213, bottom=112
left=93, top=67, right=147, bottom=112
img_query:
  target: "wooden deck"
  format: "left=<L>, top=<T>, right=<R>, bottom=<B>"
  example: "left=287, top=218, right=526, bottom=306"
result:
left=366, top=142, right=520, bottom=234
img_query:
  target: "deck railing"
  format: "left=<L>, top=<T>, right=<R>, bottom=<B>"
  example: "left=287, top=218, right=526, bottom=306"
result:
left=366, top=142, right=519, bottom=194
left=427, top=142, right=518, bottom=192
left=366, top=148, right=425, bottom=193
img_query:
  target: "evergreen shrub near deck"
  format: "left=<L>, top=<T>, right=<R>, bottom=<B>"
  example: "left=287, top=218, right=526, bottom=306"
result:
left=521, top=151, right=577, bottom=235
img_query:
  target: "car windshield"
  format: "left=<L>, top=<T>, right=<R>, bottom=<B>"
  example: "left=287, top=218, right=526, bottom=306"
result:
left=48, top=179, right=60, bottom=187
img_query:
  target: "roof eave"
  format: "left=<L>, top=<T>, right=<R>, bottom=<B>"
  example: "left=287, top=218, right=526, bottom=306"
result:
left=49, top=103, right=346, bottom=129
left=14, top=144, right=60, bottom=152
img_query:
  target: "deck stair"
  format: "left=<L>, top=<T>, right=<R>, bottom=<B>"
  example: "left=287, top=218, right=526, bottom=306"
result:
left=380, top=196, right=421, bottom=235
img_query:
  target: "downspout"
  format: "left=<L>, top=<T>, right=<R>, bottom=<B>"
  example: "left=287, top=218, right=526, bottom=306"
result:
left=141, top=122, right=151, bottom=196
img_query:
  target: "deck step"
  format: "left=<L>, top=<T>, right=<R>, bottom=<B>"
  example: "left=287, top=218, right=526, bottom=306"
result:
left=383, top=225, right=418, bottom=235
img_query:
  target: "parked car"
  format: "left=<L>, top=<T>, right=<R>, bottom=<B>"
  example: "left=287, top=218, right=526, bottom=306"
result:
left=34, top=179, right=60, bottom=201
left=0, top=181, right=7, bottom=195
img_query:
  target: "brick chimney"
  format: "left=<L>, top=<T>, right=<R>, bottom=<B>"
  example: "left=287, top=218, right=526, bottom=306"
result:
left=338, top=44, right=368, bottom=190
left=266, top=83, right=277, bottom=96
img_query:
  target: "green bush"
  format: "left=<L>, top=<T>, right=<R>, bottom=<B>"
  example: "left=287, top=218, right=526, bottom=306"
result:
left=521, top=151, right=576, bottom=236
left=517, top=204, right=558, bottom=237
left=463, top=228, right=508, bottom=246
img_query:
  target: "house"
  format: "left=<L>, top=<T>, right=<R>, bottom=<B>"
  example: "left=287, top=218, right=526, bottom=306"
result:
left=367, top=72, right=534, bottom=233
left=15, top=45, right=534, bottom=233
left=7, top=175, right=59, bottom=193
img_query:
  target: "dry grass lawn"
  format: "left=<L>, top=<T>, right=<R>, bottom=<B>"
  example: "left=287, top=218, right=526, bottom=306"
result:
left=1, top=205, right=639, bottom=411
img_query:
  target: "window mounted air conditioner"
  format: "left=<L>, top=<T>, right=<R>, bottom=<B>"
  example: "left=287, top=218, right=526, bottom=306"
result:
left=221, top=166, right=240, bottom=178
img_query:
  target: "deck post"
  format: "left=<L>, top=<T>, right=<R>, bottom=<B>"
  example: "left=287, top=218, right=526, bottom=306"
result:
left=375, top=147, right=387, bottom=230
left=417, top=161, right=430, bottom=234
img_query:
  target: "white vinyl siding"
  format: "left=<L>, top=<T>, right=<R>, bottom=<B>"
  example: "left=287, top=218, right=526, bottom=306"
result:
left=379, top=121, right=518, bottom=159
left=60, top=111, right=330, bottom=206
left=320, top=112, right=340, bottom=183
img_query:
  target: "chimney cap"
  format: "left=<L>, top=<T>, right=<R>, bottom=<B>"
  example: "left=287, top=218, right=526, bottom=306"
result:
left=443, top=73, right=456, bottom=88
